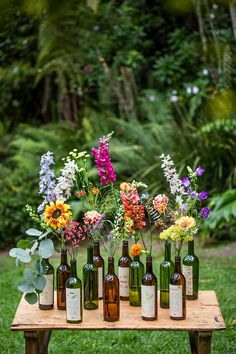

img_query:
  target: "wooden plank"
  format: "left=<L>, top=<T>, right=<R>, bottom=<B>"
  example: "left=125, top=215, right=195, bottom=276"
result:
left=11, top=291, right=225, bottom=332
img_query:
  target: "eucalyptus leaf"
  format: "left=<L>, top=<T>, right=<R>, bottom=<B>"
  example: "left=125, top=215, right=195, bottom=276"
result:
left=30, top=241, right=38, bottom=254
left=39, top=230, right=51, bottom=240
left=24, top=292, right=38, bottom=305
left=23, top=268, right=34, bottom=283
left=18, top=281, right=35, bottom=293
left=32, top=275, right=46, bottom=291
left=10, top=248, right=31, bottom=263
left=38, top=239, right=54, bottom=258
left=26, top=228, right=42, bottom=237
left=17, top=239, right=31, bottom=250
left=34, top=260, right=44, bottom=275
left=9, top=248, right=18, bottom=257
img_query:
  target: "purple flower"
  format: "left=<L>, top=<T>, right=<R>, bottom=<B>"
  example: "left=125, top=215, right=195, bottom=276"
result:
left=195, top=166, right=205, bottom=176
left=191, top=191, right=198, bottom=199
left=92, top=134, right=116, bottom=186
left=180, top=203, right=188, bottom=212
left=201, top=207, right=210, bottom=219
left=181, top=177, right=190, bottom=187
left=198, top=191, right=208, bottom=201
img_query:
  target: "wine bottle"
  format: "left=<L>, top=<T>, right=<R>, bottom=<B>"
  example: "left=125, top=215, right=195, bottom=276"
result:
left=83, top=246, right=98, bottom=310
left=160, top=241, right=174, bottom=308
left=39, top=258, right=54, bottom=310
left=103, top=257, right=120, bottom=322
left=56, top=248, right=71, bottom=310
left=141, top=256, right=157, bottom=321
left=169, top=256, right=186, bottom=320
left=66, top=259, right=82, bottom=323
left=129, top=255, right=144, bottom=307
left=118, top=240, right=132, bottom=300
left=183, top=239, right=199, bottom=300
left=93, top=241, right=104, bottom=300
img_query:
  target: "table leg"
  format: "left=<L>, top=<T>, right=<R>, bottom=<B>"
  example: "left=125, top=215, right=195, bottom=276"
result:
left=198, top=332, right=212, bottom=354
left=188, top=331, right=198, bottom=354
left=24, top=330, right=52, bottom=354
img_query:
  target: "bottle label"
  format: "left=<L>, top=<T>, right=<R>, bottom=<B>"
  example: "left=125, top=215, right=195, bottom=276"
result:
left=118, top=267, right=129, bottom=297
left=98, top=267, right=103, bottom=298
left=170, top=284, right=183, bottom=318
left=39, top=274, right=54, bottom=306
left=141, top=285, right=156, bottom=318
left=66, top=288, right=81, bottom=321
left=183, top=265, right=193, bottom=295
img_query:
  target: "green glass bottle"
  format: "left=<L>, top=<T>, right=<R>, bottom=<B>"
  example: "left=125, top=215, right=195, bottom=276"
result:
left=93, top=241, right=104, bottom=300
left=39, top=258, right=54, bottom=310
left=66, top=259, right=82, bottom=323
left=141, top=256, right=157, bottom=321
left=83, top=246, right=98, bottom=310
left=183, top=239, right=199, bottom=300
left=129, top=255, right=144, bottom=307
left=103, top=257, right=120, bottom=322
left=160, top=241, right=174, bottom=309
left=56, top=248, right=71, bottom=310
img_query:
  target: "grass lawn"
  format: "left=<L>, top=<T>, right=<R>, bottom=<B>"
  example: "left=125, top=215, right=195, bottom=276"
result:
left=1, top=243, right=235, bottom=354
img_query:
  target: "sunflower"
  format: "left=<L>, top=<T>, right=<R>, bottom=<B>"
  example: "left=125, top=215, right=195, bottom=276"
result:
left=44, top=201, right=71, bottom=229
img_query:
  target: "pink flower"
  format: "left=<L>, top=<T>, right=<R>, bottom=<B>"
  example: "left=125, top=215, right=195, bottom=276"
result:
left=153, top=194, right=169, bottom=215
left=64, top=221, right=87, bottom=250
left=84, top=210, right=102, bottom=225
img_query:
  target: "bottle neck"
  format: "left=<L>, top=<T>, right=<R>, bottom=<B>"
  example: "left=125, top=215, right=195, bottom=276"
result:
left=108, top=257, right=115, bottom=274
left=133, top=255, right=140, bottom=262
left=70, top=259, right=77, bottom=277
left=164, top=241, right=171, bottom=261
left=87, top=246, right=94, bottom=263
left=146, top=256, right=153, bottom=273
left=61, top=248, right=67, bottom=264
left=42, top=258, right=50, bottom=265
left=122, top=240, right=129, bottom=257
left=188, top=240, right=194, bottom=255
left=93, top=241, right=100, bottom=257
left=174, top=256, right=181, bottom=273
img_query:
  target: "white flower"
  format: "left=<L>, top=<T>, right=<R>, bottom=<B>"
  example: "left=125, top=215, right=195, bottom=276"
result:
left=186, top=87, right=192, bottom=94
left=148, top=95, right=155, bottom=102
left=55, top=160, right=78, bottom=202
left=192, top=86, right=199, bottom=94
left=170, top=95, right=178, bottom=102
left=210, top=13, right=215, bottom=20
left=202, top=69, right=208, bottom=76
left=160, top=154, right=184, bottom=196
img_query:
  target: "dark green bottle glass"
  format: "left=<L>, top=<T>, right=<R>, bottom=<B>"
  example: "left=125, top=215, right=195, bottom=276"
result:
left=39, top=258, right=54, bottom=310
left=56, top=248, right=71, bottom=310
left=129, top=255, right=144, bottom=307
left=66, top=259, right=82, bottom=323
left=183, top=240, right=199, bottom=300
left=160, top=241, right=174, bottom=309
left=83, top=246, right=98, bottom=310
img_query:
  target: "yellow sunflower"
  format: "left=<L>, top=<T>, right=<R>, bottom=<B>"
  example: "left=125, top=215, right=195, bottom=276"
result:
left=44, top=201, right=71, bottom=229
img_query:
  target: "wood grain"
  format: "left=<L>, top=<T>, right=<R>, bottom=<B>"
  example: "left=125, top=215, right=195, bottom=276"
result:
left=11, top=291, right=225, bottom=332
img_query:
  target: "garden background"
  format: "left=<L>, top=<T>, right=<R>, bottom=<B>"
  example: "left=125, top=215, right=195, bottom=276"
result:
left=0, top=0, right=235, bottom=353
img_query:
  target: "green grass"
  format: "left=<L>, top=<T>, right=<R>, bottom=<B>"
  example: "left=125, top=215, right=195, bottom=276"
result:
left=1, top=244, right=236, bottom=354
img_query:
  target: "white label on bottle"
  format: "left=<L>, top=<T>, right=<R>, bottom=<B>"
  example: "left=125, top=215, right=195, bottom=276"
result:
left=170, top=284, right=183, bottom=318
left=39, top=274, right=54, bottom=306
left=141, top=285, right=156, bottom=318
left=66, top=288, right=81, bottom=321
left=118, top=267, right=129, bottom=297
left=182, top=265, right=193, bottom=296
left=98, top=267, right=103, bottom=298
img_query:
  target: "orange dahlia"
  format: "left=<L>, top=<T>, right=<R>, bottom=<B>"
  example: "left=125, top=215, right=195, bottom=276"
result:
left=130, top=243, right=142, bottom=257
left=44, top=200, right=71, bottom=229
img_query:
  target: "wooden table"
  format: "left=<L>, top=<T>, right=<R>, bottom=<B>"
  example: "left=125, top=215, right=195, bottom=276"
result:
left=11, top=290, right=225, bottom=354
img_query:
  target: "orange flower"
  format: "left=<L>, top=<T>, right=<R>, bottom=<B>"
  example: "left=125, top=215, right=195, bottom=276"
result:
left=130, top=243, right=142, bottom=257
left=92, top=187, right=101, bottom=195
left=76, top=190, right=87, bottom=197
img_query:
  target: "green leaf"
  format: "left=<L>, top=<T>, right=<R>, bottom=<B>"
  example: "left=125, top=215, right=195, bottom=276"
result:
left=32, top=275, right=46, bottom=291
left=34, top=260, right=44, bottom=275
left=18, top=281, right=35, bottom=293
left=38, top=239, right=54, bottom=258
left=9, top=248, right=31, bottom=263
left=26, top=228, right=42, bottom=237
left=23, top=268, right=34, bottom=283
left=24, top=292, right=38, bottom=305
left=187, top=166, right=193, bottom=174
left=17, top=239, right=31, bottom=250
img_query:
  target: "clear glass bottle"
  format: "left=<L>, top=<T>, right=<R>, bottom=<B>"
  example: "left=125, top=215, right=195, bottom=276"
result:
left=103, top=257, right=120, bottom=322
left=183, top=240, right=199, bottom=300
left=39, top=258, right=54, bottom=310
left=141, top=256, right=157, bottom=321
left=66, top=259, right=82, bottom=323
left=118, top=240, right=132, bottom=301
left=129, top=255, right=144, bottom=307
left=160, top=241, right=174, bottom=308
left=169, top=256, right=186, bottom=320
left=56, top=248, right=71, bottom=310
left=93, top=241, right=104, bottom=300
left=83, top=246, right=98, bottom=310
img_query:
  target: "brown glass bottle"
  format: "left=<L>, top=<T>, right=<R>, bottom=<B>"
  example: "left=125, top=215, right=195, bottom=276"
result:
left=39, top=258, right=54, bottom=310
left=141, top=256, right=157, bottom=321
left=118, top=240, right=132, bottom=300
left=57, top=248, right=71, bottom=310
left=103, top=257, right=120, bottom=322
left=169, top=256, right=186, bottom=320
left=93, top=241, right=104, bottom=300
